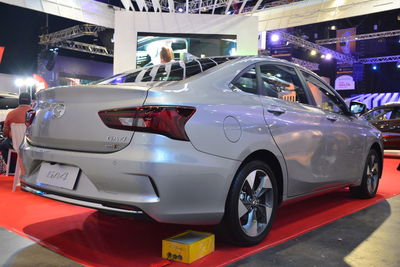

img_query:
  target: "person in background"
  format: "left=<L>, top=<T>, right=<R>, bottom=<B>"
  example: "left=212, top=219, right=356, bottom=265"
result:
left=160, top=47, right=173, bottom=63
left=0, top=92, right=31, bottom=167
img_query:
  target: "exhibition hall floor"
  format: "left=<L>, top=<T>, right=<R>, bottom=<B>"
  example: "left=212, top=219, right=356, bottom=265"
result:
left=0, top=157, right=399, bottom=267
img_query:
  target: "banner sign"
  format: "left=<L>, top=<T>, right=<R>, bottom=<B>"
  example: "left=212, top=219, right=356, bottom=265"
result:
left=0, top=47, right=4, bottom=64
left=335, top=75, right=355, bottom=90
left=336, top=28, right=356, bottom=55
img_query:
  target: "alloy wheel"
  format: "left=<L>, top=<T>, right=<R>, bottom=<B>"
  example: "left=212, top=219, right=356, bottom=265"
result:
left=366, top=153, right=379, bottom=194
left=238, top=169, right=274, bottom=237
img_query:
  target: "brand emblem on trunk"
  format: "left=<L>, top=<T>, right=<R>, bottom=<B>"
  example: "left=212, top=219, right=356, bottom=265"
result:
left=52, top=104, right=66, bottom=119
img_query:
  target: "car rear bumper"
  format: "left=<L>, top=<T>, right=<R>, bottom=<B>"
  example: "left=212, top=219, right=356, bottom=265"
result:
left=20, top=133, right=241, bottom=225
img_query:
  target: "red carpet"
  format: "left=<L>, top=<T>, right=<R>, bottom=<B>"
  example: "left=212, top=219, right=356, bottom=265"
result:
left=0, top=158, right=399, bottom=267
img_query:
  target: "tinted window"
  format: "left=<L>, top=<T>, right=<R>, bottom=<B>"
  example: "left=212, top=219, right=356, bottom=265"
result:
left=231, top=67, right=258, bottom=95
left=259, top=64, right=308, bottom=104
left=0, top=97, right=18, bottom=109
left=185, top=61, right=203, bottom=77
left=392, top=108, right=400, bottom=119
left=363, top=108, right=394, bottom=121
left=301, top=71, right=347, bottom=114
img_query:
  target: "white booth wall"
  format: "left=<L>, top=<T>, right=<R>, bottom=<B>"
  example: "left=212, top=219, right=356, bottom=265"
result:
left=0, top=73, right=19, bottom=94
left=113, top=11, right=258, bottom=74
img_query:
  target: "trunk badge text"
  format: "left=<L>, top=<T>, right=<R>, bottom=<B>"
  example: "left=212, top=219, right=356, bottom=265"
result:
left=52, top=104, right=66, bottom=119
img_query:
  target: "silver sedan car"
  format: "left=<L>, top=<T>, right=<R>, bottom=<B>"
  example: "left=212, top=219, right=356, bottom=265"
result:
left=21, top=56, right=383, bottom=246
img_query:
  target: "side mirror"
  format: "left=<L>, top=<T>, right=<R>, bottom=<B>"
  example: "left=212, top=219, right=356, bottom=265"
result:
left=349, top=101, right=367, bottom=115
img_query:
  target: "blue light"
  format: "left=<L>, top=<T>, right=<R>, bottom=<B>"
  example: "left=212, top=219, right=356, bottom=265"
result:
left=372, top=65, right=378, bottom=70
left=270, top=33, right=280, bottom=43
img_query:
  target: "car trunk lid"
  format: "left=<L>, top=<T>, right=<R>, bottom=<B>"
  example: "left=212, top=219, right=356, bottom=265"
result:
left=27, top=84, right=150, bottom=153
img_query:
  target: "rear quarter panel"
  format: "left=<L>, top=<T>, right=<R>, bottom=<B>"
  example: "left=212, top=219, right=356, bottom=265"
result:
left=143, top=61, right=288, bottom=200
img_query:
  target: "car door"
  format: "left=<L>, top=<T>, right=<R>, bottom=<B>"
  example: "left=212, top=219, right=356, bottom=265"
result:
left=257, top=63, right=338, bottom=197
left=366, top=106, right=400, bottom=149
left=299, top=70, right=365, bottom=183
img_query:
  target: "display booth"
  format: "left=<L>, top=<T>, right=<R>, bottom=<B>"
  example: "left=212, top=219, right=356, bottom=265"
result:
left=113, top=11, right=258, bottom=73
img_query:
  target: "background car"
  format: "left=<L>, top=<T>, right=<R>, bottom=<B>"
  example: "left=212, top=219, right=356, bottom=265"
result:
left=0, top=92, right=19, bottom=110
left=362, top=103, right=400, bottom=150
left=0, top=91, right=19, bottom=131
left=21, top=56, right=383, bottom=246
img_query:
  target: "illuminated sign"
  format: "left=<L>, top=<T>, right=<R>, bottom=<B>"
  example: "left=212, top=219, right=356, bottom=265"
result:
left=335, top=75, right=355, bottom=90
left=0, top=47, right=4, bottom=64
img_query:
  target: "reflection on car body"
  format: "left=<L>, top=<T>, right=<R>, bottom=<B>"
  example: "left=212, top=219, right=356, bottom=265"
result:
left=21, top=56, right=383, bottom=246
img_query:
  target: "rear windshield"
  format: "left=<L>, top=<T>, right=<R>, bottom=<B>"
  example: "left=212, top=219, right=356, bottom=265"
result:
left=95, top=57, right=238, bottom=85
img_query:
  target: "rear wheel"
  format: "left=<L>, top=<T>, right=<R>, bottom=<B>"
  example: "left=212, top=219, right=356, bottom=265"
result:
left=350, top=149, right=381, bottom=199
left=222, top=160, right=278, bottom=246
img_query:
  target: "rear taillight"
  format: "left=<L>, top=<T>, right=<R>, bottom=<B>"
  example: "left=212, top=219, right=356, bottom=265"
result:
left=25, top=110, right=36, bottom=127
left=98, top=106, right=196, bottom=141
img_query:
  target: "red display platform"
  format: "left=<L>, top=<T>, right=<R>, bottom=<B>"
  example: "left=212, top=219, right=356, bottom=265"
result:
left=0, top=158, right=399, bottom=267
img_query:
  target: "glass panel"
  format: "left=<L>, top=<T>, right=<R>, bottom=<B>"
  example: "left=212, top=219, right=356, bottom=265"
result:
left=301, top=71, right=346, bottom=114
left=231, top=67, right=258, bottom=95
left=363, top=108, right=393, bottom=121
left=259, top=64, right=308, bottom=104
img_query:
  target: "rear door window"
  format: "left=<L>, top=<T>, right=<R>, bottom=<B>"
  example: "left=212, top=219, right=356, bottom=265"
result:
left=259, top=64, right=309, bottom=104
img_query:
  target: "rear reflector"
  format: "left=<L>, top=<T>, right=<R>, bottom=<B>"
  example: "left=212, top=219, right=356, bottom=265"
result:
left=98, top=106, right=196, bottom=141
left=25, top=110, right=36, bottom=127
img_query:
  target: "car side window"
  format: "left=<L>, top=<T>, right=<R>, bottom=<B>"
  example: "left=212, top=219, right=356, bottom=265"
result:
left=259, top=64, right=308, bottom=104
left=364, top=108, right=393, bottom=121
left=392, top=108, right=400, bottom=119
left=301, top=71, right=347, bottom=114
left=231, top=67, right=258, bottom=95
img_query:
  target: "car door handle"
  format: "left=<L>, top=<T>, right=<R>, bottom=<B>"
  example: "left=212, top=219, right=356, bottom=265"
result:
left=327, top=115, right=338, bottom=122
left=267, top=106, right=286, bottom=114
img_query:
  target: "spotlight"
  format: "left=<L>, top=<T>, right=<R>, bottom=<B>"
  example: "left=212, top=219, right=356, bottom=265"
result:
left=25, top=78, right=35, bottom=87
left=396, top=61, right=400, bottom=69
left=270, top=33, right=280, bottom=43
left=178, top=7, right=184, bottom=12
left=321, top=54, right=326, bottom=59
left=372, top=65, right=378, bottom=70
left=330, top=25, right=336, bottom=30
left=310, top=50, right=317, bottom=56
left=325, top=53, right=332, bottom=60
left=15, top=78, right=24, bottom=87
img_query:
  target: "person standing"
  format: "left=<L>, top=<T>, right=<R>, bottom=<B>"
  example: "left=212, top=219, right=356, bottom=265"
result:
left=0, top=92, right=31, bottom=168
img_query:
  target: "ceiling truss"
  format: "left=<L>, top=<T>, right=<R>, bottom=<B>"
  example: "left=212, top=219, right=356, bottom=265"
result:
left=316, top=29, right=400, bottom=45
left=39, top=24, right=112, bottom=57
left=123, top=0, right=302, bottom=14
left=276, top=31, right=355, bottom=64
left=54, top=41, right=113, bottom=57
left=291, top=57, right=319, bottom=71
left=39, top=24, right=106, bottom=45
left=358, top=55, right=400, bottom=64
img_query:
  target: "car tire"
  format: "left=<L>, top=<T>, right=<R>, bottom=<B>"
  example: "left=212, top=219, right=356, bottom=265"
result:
left=222, top=160, right=279, bottom=246
left=350, top=149, right=381, bottom=199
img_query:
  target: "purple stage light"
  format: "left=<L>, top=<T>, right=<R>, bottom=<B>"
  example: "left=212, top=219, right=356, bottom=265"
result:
left=325, top=53, right=332, bottom=60
left=270, top=33, right=280, bottom=43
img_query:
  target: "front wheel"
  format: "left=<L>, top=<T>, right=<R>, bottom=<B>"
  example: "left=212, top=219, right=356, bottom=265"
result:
left=350, top=149, right=381, bottom=199
left=222, top=160, right=278, bottom=246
